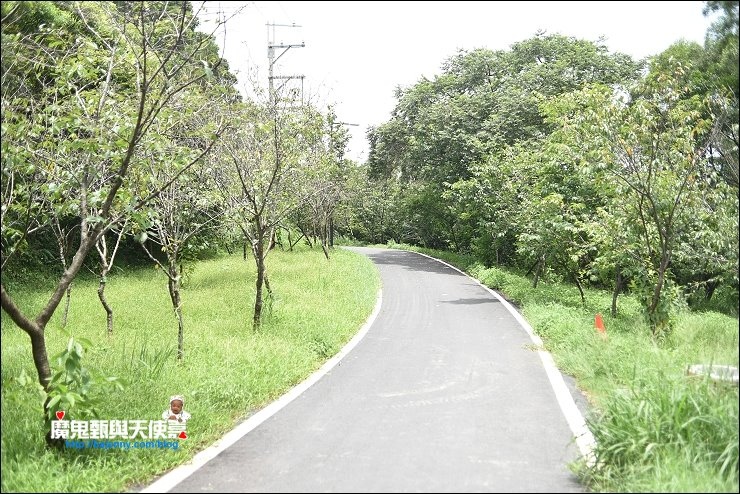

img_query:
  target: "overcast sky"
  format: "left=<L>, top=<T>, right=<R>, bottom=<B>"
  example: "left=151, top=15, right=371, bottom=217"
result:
left=197, top=1, right=716, bottom=162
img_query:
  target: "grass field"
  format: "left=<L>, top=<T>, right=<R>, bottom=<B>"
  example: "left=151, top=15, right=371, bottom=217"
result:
left=1, top=247, right=379, bottom=492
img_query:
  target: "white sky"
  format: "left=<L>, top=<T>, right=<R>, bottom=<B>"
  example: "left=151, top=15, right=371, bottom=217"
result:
left=197, top=1, right=716, bottom=162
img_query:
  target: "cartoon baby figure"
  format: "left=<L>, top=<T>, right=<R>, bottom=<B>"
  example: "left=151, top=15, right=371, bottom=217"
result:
left=162, top=395, right=191, bottom=423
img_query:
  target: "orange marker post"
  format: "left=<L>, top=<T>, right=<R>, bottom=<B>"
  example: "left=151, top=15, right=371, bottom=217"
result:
left=595, top=313, right=607, bottom=340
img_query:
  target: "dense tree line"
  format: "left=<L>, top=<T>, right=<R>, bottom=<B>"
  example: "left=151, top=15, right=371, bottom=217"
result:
left=350, top=3, right=738, bottom=335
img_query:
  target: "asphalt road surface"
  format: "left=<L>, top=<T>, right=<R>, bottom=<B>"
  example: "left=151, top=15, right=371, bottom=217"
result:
left=156, top=247, right=586, bottom=493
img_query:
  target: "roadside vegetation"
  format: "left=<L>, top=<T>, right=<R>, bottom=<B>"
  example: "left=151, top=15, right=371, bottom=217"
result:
left=1, top=247, right=379, bottom=492
left=383, top=241, right=738, bottom=493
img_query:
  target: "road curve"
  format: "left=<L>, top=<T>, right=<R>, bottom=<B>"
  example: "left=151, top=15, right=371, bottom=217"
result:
left=163, top=247, right=585, bottom=493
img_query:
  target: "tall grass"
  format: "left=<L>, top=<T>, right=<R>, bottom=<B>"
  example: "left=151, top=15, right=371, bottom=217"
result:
left=584, top=376, right=739, bottom=492
left=1, top=247, right=379, bottom=492
left=384, top=242, right=739, bottom=493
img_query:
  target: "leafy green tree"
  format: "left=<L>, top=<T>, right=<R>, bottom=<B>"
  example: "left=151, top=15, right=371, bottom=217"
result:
left=296, top=109, right=351, bottom=258
left=336, top=167, right=404, bottom=245
left=704, top=0, right=739, bottom=97
left=548, top=68, right=727, bottom=336
left=1, top=2, right=228, bottom=435
left=701, top=2, right=739, bottom=190
left=139, top=160, right=222, bottom=360
left=506, top=140, right=601, bottom=300
left=219, top=99, right=323, bottom=330
left=366, top=34, right=640, bottom=252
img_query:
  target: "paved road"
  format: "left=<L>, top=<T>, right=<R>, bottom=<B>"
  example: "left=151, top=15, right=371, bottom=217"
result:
left=163, top=248, right=585, bottom=493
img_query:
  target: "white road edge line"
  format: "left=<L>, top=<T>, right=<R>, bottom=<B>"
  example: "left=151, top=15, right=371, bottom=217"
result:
left=408, top=249, right=596, bottom=466
left=140, top=288, right=383, bottom=493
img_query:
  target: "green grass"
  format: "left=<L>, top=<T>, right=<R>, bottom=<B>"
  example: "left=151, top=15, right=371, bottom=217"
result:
left=382, top=242, right=739, bottom=493
left=582, top=376, right=739, bottom=493
left=1, top=247, right=379, bottom=492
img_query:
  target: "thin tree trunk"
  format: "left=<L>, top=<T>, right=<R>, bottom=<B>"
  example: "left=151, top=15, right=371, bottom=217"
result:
left=289, top=232, right=304, bottom=250
left=572, top=270, right=585, bottom=304
left=525, top=258, right=540, bottom=277
left=56, top=231, right=72, bottom=328
left=533, top=256, right=544, bottom=288
left=253, top=240, right=265, bottom=331
left=705, top=280, right=718, bottom=301
left=264, top=272, right=273, bottom=298
left=611, top=269, right=622, bottom=317
left=2, top=231, right=96, bottom=391
left=167, top=264, right=185, bottom=360
left=648, top=255, right=670, bottom=336
left=329, top=215, right=334, bottom=247
left=29, top=323, right=52, bottom=391
left=98, top=271, right=114, bottom=336
left=298, top=225, right=313, bottom=248
left=321, top=221, right=330, bottom=260
left=95, top=227, right=127, bottom=336
left=61, top=285, right=72, bottom=328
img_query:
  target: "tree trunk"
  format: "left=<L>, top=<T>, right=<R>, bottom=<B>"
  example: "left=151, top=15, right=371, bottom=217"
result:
left=98, top=272, right=114, bottom=336
left=329, top=215, right=334, bottom=247
left=253, top=240, right=265, bottom=331
left=57, top=228, right=72, bottom=328
left=2, top=230, right=97, bottom=448
left=648, top=256, right=671, bottom=336
left=533, top=256, right=544, bottom=288
left=0, top=288, right=53, bottom=389
left=2, top=231, right=96, bottom=390
left=321, top=221, right=330, bottom=260
left=61, top=285, right=72, bottom=328
left=611, top=269, right=622, bottom=317
left=572, top=270, right=585, bottom=304
left=298, top=225, right=313, bottom=248
left=525, top=258, right=540, bottom=277
left=705, top=279, right=719, bottom=301
left=264, top=271, right=273, bottom=298
left=167, top=263, right=184, bottom=360
left=321, top=241, right=330, bottom=260
left=289, top=232, right=304, bottom=251
left=29, top=324, right=52, bottom=391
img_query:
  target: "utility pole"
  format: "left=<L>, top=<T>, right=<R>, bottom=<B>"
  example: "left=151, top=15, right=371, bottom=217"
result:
left=330, top=121, right=359, bottom=159
left=267, top=22, right=304, bottom=106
